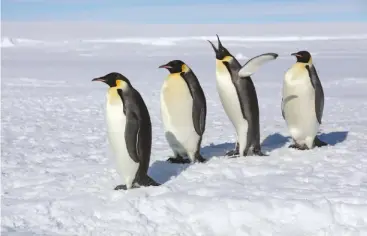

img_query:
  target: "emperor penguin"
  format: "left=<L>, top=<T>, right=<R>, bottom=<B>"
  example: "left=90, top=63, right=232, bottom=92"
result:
left=208, top=34, right=278, bottom=157
left=159, top=60, right=207, bottom=164
left=282, top=50, right=328, bottom=150
left=92, top=72, right=160, bottom=190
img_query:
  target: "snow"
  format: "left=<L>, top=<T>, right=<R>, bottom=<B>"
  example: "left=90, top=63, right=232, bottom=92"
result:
left=1, top=38, right=16, bottom=48
left=1, top=22, right=367, bottom=236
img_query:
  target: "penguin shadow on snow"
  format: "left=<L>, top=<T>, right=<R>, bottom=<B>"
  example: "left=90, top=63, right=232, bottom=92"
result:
left=196, top=131, right=350, bottom=160
left=149, top=160, right=190, bottom=185
left=260, top=131, right=349, bottom=153
left=201, top=142, right=237, bottom=159
left=148, top=131, right=349, bottom=184
left=149, top=141, right=236, bottom=184
left=148, top=132, right=192, bottom=184
left=199, top=137, right=288, bottom=158
left=260, top=133, right=291, bottom=153
left=318, top=131, right=349, bottom=146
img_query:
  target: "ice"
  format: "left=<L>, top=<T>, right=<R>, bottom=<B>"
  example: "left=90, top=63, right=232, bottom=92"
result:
left=1, top=21, right=367, bottom=236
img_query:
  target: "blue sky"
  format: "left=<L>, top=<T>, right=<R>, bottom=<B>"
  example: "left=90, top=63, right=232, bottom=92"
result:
left=1, top=0, right=367, bottom=23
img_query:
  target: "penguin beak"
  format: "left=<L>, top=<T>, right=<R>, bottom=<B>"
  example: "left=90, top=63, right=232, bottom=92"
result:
left=216, top=34, right=223, bottom=49
left=158, top=64, right=172, bottom=69
left=208, top=40, right=218, bottom=53
left=291, top=53, right=301, bottom=57
left=92, top=77, right=106, bottom=82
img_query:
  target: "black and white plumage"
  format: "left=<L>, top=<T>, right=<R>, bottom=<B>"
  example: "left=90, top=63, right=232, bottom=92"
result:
left=282, top=51, right=328, bottom=150
left=208, top=34, right=278, bottom=157
left=159, top=60, right=207, bottom=164
left=92, top=72, right=160, bottom=190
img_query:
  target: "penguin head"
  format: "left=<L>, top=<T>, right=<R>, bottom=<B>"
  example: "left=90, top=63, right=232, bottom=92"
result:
left=159, top=60, right=191, bottom=74
left=92, top=72, right=131, bottom=89
left=208, top=34, right=234, bottom=62
left=291, top=51, right=312, bottom=64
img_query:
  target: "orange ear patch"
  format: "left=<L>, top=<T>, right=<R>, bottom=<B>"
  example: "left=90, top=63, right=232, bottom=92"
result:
left=181, top=64, right=189, bottom=73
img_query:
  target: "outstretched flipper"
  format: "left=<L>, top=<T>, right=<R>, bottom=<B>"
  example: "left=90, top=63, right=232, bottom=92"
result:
left=314, top=136, right=328, bottom=148
left=238, top=53, right=279, bottom=78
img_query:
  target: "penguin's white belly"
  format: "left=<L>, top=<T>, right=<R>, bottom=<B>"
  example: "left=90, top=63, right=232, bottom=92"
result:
left=283, top=68, right=319, bottom=147
left=106, top=99, right=139, bottom=189
left=216, top=68, right=248, bottom=153
left=160, top=76, right=199, bottom=157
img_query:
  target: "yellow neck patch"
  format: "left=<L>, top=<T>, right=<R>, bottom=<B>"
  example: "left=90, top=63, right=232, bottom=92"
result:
left=166, top=72, right=182, bottom=80
left=216, top=60, right=228, bottom=73
left=116, top=80, right=128, bottom=90
left=107, top=87, right=122, bottom=104
left=181, top=64, right=190, bottom=73
left=165, top=64, right=190, bottom=80
left=221, top=56, right=233, bottom=63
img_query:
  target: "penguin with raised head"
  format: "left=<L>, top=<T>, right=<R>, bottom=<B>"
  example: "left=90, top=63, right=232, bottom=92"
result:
left=159, top=60, right=207, bottom=164
left=282, top=50, right=328, bottom=150
left=92, top=72, right=160, bottom=190
left=208, top=34, right=278, bottom=157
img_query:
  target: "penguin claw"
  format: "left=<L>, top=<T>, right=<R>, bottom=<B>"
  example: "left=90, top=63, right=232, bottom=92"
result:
left=167, top=157, right=191, bottom=164
left=314, top=136, right=328, bottom=148
left=254, top=151, right=268, bottom=156
left=288, top=143, right=308, bottom=150
left=114, top=184, right=127, bottom=190
left=225, top=149, right=239, bottom=157
left=194, top=155, right=207, bottom=163
left=137, top=175, right=161, bottom=187
left=228, top=154, right=240, bottom=158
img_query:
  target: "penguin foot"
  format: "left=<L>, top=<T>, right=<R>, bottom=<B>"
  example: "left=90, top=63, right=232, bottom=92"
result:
left=114, top=184, right=127, bottom=190
left=314, top=136, right=328, bottom=148
left=225, top=143, right=239, bottom=156
left=228, top=154, right=240, bottom=158
left=253, top=150, right=268, bottom=156
left=288, top=143, right=308, bottom=150
left=194, top=154, right=207, bottom=163
left=138, top=175, right=161, bottom=187
left=225, top=149, right=239, bottom=157
left=167, top=156, right=191, bottom=164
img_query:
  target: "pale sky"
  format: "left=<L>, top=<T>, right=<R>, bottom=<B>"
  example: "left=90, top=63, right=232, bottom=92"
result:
left=1, top=0, right=366, bottom=23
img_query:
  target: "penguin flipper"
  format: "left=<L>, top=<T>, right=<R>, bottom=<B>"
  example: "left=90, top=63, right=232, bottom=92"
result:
left=238, top=53, right=278, bottom=78
left=281, top=98, right=285, bottom=119
left=181, top=72, right=207, bottom=136
left=118, top=89, right=152, bottom=174
left=305, top=65, right=324, bottom=124
left=124, top=113, right=141, bottom=163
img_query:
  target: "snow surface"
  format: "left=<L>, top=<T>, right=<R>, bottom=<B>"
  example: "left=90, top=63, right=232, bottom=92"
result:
left=1, top=22, right=367, bottom=236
